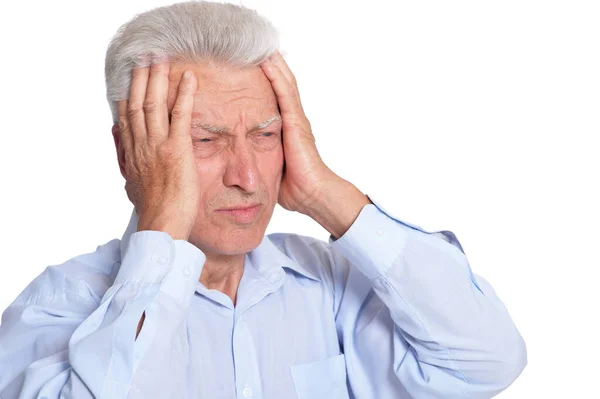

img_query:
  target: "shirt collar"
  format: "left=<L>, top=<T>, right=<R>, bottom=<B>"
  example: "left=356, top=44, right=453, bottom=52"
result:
left=248, top=233, right=321, bottom=282
left=119, top=208, right=321, bottom=282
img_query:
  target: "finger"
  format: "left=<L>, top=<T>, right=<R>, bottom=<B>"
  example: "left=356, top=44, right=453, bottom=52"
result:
left=117, top=100, right=133, bottom=158
left=169, top=70, right=197, bottom=142
left=266, top=50, right=295, bottom=85
left=143, top=55, right=171, bottom=143
left=127, top=64, right=150, bottom=148
left=260, top=56, right=306, bottom=122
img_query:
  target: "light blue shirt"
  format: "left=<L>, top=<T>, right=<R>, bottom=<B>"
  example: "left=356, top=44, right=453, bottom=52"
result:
left=0, top=196, right=526, bottom=398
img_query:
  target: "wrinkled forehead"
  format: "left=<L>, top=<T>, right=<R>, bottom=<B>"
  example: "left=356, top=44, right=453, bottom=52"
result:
left=165, top=62, right=278, bottom=117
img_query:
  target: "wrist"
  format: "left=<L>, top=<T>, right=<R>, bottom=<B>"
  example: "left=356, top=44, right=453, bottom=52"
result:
left=137, top=213, right=191, bottom=241
left=305, top=177, right=371, bottom=239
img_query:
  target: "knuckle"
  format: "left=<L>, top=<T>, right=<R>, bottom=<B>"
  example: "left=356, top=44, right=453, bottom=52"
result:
left=170, top=105, right=187, bottom=120
left=127, top=104, right=143, bottom=119
left=143, top=99, right=160, bottom=112
left=156, top=143, right=173, bottom=158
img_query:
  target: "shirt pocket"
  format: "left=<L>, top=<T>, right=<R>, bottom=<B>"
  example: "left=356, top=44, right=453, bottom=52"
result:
left=290, top=353, right=350, bottom=399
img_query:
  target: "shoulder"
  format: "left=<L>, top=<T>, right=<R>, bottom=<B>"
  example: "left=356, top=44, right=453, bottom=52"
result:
left=13, top=238, right=122, bottom=307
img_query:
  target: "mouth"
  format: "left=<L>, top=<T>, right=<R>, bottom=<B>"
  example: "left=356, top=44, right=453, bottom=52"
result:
left=216, top=203, right=261, bottom=211
left=215, top=204, right=262, bottom=223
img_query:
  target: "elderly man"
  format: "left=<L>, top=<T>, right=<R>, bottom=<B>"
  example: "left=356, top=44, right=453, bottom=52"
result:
left=0, top=1, right=526, bottom=398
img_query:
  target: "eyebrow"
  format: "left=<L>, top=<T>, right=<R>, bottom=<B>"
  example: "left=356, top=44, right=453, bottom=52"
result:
left=190, top=115, right=282, bottom=134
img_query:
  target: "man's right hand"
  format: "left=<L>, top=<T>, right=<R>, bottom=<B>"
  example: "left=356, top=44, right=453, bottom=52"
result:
left=117, top=56, right=199, bottom=241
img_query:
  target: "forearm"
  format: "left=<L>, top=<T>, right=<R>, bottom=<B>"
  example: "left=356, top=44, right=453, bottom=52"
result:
left=0, top=231, right=206, bottom=399
left=68, top=230, right=205, bottom=397
left=330, top=199, right=527, bottom=396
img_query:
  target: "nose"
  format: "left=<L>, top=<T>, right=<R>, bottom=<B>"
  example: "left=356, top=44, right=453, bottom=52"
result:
left=222, top=139, right=260, bottom=193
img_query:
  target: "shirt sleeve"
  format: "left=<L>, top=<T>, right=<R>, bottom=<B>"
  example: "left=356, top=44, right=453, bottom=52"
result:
left=328, top=195, right=527, bottom=398
left=0, top=230, right=206, bottom=399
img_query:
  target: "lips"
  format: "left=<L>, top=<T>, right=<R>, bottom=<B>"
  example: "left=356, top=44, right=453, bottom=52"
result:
left=217, top=203, right=261, bottom=211
left=215, top=204, right=262, bottom=224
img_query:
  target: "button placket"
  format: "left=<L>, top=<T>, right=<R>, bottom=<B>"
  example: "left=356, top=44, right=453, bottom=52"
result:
left=232, top=318, right=263, bottom=399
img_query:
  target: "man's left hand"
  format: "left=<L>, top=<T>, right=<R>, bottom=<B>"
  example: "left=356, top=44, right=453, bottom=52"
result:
left=260, top=51, right=371, bottom=239
left=260, top=51, right=336, bottom=215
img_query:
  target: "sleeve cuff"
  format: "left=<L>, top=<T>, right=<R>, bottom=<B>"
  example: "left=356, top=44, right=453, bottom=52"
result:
left=329, top=195, right=467, bottom=280
left=115, top=230, right=206, bottom=306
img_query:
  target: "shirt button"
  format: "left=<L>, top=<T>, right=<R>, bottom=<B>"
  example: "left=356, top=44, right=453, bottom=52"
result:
left=242, top=387, right=253, bottom=397
left=182, top=267, right=191, bottom=277
left=266, top=272, right=280, bottom=283
left=152, top=254, right=168, bottom=265
left=376, top=228, right=384, bottom=236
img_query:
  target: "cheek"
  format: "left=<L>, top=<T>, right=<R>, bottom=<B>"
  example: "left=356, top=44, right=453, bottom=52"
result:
left=195, top=160, right=224, bottom=207
left=273, top=145, right=284, bottom=171
left=261, top=148, right=284, bottom=189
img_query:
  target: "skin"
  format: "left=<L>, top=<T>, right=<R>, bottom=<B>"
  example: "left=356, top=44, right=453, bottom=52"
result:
left=112, top=52, right=371, bottom=338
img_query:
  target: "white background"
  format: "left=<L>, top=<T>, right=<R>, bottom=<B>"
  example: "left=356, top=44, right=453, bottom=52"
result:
left=0, top=0, right=598, bottom=397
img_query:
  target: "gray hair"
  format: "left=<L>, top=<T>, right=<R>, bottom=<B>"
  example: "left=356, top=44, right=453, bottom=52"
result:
left=104, top=0, right=280, bottom=125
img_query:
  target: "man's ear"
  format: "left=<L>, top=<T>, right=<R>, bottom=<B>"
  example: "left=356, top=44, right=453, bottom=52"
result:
left=111, top=124, right=127, bottom=180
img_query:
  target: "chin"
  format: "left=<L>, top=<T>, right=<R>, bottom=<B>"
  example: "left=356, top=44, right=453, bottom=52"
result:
left=189, top=224, right=267, bottom=256
left=216, top=230, right=265, bottom=255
